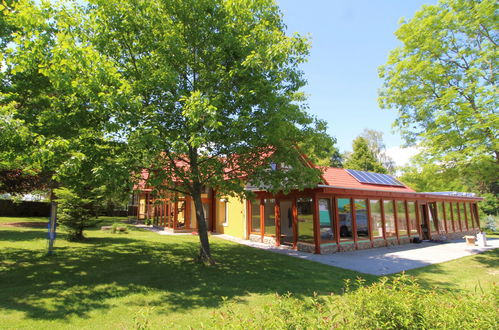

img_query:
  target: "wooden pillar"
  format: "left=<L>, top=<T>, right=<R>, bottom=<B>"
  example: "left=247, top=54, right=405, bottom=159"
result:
left=456, top=203, right=463, bottom=232
left=292, top=198, right=298, bottom=250
left=173, top=200, right=178, bottom=230
left=350, top=198, right=358, bottom=250
left=393, top=200, right=400, bottom=244
left=380, top=198, right=387, bottom=246
left=404, top=200, right=411, bottom=238
left=367, top=199, right=373, bottom=248
left=334, top=197, right=341, bottom=251
left=313, top=194, right=321, bottom=254
left=260, top=198, right=264, bottom=242
left=275, top=200, right=281, bottom=246
left=415, top=200, right=422, bottom=238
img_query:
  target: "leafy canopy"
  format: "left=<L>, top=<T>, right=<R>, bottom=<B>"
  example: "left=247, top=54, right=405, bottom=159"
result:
left=379, top=0, right=498, bottom=165
left=85, top=0, right=335, bottom=197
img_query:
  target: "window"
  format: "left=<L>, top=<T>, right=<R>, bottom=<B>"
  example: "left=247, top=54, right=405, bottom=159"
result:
left=437, top=202, right=445, bottom=232
left=396, top=201, right=408, bottom=236
left=264, top=199, right=276, bottom=235
left=471, top=203, right=480, bottom=228
left=428, top=202, right=438, bottom=232
left=444, top=202, right=453, bottom=232
left=319, top=198, right=335, bottom=242
left=355, top=199, right=368, bottom=238
left=297, top=198, right=314, bottom=243
left=370, top=200, right=383, bottom=238
left=338, top=198, right=353, bottom=241
left=383, top=200, right=396, bottom=238
left=452, top=203, right=461, bottom=231
left=408, top=202, right=418, bottom=235
left=219, top=199, right=228, bottom=226
left=466, top=203, right=473, bottom=230
left=251, top=200, right=261, bottom=233
left=459, top=203, right=467, bottom=230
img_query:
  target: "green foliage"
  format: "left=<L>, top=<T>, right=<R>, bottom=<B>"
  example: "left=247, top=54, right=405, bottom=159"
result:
left=344, top=137, right=387, bottom=173
left=209, top=275, right=499, bottom=329
left=378, top=0, right=498, bottom=198
left=55, top=187, right=100, bottom=241
left=111, top=222, right=128, bottom=234
left=484, top=215, right=497, bottom=232
left=480, top=193, right=499, bottom=216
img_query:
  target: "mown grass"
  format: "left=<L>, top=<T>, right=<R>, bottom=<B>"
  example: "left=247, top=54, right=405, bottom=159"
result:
left=0, top=216, right=497, bottom=329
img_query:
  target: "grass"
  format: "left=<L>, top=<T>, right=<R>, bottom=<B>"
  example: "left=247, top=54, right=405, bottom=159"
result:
left=0, top=216, right=497, bottom=329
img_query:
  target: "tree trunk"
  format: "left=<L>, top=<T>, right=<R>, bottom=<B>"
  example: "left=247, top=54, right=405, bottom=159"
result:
left=192, top=181, right=215, bottom=265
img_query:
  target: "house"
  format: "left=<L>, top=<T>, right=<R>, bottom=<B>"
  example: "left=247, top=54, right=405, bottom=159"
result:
left=129, top=165, right=482, bottom=254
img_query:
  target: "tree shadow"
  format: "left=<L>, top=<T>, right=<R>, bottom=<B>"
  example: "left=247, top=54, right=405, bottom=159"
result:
left=0, top=231, right=372, bottom=321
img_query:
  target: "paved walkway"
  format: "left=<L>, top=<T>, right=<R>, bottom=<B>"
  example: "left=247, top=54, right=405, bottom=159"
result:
left=214, top=234, right=499, bottom=275
left=137, top=226, right=498, bottom=275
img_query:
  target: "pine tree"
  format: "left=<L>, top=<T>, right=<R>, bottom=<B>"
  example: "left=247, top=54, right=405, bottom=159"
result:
left=344, top=137, right=387, bottom=173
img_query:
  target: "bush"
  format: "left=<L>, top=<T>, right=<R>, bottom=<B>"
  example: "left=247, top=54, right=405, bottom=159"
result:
left=209, top=275, right=498, bottom=329
left=55, top=187, right=101, bottom=241
left=111, top=222, right=128, bottom=234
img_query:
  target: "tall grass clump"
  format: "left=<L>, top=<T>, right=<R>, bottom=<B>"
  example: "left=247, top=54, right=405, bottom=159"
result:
left=209, top=274, right=498, bottom=329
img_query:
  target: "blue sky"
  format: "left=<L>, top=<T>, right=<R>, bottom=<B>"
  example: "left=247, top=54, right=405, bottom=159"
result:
left=277, top=0, right=437, bottom=165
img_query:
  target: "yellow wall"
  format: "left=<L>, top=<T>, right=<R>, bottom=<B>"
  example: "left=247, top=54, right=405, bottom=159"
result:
left=215, top=196, right=246, bottom=239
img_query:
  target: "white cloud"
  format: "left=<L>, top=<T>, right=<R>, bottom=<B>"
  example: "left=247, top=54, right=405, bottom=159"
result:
left=385, top=146, right=420, bottom=167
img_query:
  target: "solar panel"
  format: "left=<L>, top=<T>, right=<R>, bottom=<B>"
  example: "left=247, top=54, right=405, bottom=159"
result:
left=346, top=169, right=404, bottom=187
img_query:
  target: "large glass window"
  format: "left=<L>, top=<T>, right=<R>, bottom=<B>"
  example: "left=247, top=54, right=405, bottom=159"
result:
left=408, top=202, right=418, bottom=235
left=319, top=198, right=335, bottom=242
left=370, top=200, right=383, bottom=238
left=355, top=199, right=369, bottom=238
left=396, top=201, right=408, bottom=236
left=251, top=200, right=261, bottom=233
left=471, top=203, right=480, bottom=228
left=383, top=200, right=396, bottom=238
left=452, top=203, right=461, bottom=231
left=444, top=202, right=453, bottom=232
left=264, top=199, right=276, bottom=236
left=428, top=202, right=438, bottom=232
left=338, top=198, right=353, bottom=241
left=459, top=203, right=467, bottom=230
left=466, top=203, right=473, bottom=230
left=437, top=202, right=446, bottom=232
left=297, top=198, right=314, bottom=243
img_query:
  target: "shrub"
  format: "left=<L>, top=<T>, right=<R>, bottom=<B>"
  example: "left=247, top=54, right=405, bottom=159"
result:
left=209, top=275, right=498, bottom=329
left=55, top=187, right=100, bottom=241
left=111, top=222, right=128, bottom=234
left=144, top=218, right=153, bottom=226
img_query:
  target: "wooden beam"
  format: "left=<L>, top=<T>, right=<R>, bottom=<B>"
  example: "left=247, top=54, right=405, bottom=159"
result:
left=313, top=194, right=321, bottom=254
left=275, top=199, right=281, bottom=246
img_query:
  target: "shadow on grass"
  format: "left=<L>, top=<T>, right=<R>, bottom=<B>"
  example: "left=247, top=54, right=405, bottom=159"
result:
left=0, top=230, right=369, bottom=321
left=0, top=229, right=47, bottom=242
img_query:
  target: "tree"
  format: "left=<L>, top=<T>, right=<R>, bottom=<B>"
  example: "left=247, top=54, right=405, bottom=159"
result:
left=1, top=1, right=134, bottom=246
left=378, top=0, right=498, bottom=187
left=55, top=187, right=101, bottom=241
left=359, top=129, right=395, bottom=173
left=344, top=137, right=387, bottom=173
left=84, top=0, right=335, bottom=264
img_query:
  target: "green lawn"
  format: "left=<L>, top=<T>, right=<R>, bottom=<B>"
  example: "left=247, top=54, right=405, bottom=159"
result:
left=0, top=216, right=497, bottom=329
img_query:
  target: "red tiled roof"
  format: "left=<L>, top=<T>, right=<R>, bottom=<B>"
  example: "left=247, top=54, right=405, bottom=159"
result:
left=320, top=167, right=415, bottom=193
